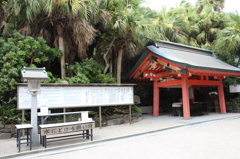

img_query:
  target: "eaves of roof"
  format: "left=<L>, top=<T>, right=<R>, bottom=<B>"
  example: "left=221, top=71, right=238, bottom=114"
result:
left=127, top=41, right=240, bottom=79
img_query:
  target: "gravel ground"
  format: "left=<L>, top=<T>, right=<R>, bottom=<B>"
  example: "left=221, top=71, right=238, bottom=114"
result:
left=32, top=117, right=240, bottom=159
left=1, top=113, right=240, bottom=159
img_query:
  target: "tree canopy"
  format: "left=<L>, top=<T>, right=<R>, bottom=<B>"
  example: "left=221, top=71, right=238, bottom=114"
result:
left=1, top=0, right=239, bottom=80
left=1, top=0, right=240, bottom=109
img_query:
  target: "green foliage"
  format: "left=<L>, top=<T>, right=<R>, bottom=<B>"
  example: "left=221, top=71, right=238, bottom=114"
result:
left=99, top=107, right=118, bottom=115
left=0, top=101, right=23, bottom=125
left=66, top=114, right=80, bottom=122
left=44, top=72, right=62, bottom=83
left=131, top=105, right=142, bottom=114
left=0, top=29, right=62, bottom=101
left=89, top=110, right=99, bottom=118
left=100, top=105, right=141, bottom=116
left=229, top=97, right=240, bottom=112
left=66, top=58, right=116, bottom=84
left=0, top=28, right=61, bottom=124
left=224, top=77, right=240, bottom=85
left=80, top=105, right=142, bottom=119
left=107, top=0, right=125, bottom=14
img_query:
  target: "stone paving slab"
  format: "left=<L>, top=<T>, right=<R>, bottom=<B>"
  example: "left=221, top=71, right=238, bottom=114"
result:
left=1, top=113, right=240, bottom=158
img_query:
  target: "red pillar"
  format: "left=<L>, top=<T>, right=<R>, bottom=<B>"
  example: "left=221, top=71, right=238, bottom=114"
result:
left=181, top=74, right=191, bottom=118
left=153, top=80, right=159, bottom=116
left=218, top=79, right=226, bottom=113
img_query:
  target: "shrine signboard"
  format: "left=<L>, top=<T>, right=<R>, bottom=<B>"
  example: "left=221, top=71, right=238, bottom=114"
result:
left=229, top=85, right=240, bottom=93
left=17, top=84, right=134, bottom=110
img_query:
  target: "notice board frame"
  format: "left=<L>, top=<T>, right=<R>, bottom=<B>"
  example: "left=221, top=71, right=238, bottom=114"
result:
left=17, top=83, right=135, bottom=110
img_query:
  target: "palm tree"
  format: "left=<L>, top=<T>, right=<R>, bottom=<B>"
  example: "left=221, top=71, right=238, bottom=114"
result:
left=5, top=0, right=99, bottom=80
left=149, top=1, right=200, bottom=47
left=196, top=0, right=225, bottom=12
left=195, top=5, right=219, bottom=46
left=213, top=11, right=240, bottom=66
left=178, top=3, right=229, bottom=48
left=164, top=1, right=198, bottom=46
left=149, top=7, right=174, bottom=42
left=0, top=0, right=8, bottom=34
left=95, top=0, right=154, bottom=84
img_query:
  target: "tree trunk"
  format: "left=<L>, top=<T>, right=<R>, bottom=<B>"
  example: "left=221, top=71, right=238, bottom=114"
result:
left=56, top=23, right=65, bottom=80
left=104, top=38, right=115, bottom=74
left=117, top=49, right=123, bottom=84
left=110, top=52, right=113, bottom=78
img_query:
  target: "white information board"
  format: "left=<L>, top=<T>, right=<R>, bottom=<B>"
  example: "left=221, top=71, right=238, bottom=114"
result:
left=17, top=85, right=134, bottom=110
left=229, top=85, right=240, bottom=93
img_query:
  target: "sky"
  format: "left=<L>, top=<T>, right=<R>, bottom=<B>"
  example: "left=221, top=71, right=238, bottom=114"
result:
left=142, top=0, right=239, bottom=13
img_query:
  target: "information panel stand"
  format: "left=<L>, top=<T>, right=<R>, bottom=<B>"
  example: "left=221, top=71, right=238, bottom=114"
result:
left=18, top=84, right=134, bottom=109
left=17, top=84, right=135, bottom=128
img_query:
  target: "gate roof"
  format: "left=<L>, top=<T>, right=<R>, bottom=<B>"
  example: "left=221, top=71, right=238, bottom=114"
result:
left=129, top=41, right=240, bottom=81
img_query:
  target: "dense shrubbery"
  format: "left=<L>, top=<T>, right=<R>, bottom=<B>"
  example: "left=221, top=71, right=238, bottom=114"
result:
left=66, top=58, right=116, bottom=84
left=0, top=29, right=62, bottom=124
left=0, top=100, right=28, bottom=124
left=0, top=29, right=119, bottom=125
left=229, top=97, right=240, bottom=112
left=0, top=29, right=62, bottom=102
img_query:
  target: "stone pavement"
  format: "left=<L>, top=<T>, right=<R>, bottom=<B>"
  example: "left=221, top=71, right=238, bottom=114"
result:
left=1, top=113, right=240, bottom=159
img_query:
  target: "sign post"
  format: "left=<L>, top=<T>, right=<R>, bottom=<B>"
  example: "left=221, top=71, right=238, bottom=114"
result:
left=21, top=67, right=48, bottom=147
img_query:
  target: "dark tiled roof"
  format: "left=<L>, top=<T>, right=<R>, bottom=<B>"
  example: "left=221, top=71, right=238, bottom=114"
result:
left=148, top=45, right=240, bottom=73
left=128, top=41, right=240, bottom=78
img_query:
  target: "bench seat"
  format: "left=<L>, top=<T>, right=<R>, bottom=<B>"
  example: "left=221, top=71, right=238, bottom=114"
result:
left=39, top=121, right=95, bottom=148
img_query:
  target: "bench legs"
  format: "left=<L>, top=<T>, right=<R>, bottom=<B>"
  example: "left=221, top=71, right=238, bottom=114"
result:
left=43, top=136, right=46, bottom=148
left=85, top=129, right=93, bottom=141
left=16, top=129, right=21, bottom=152
left=41, top=129, right=93, bottom=148
left=91, top=129, right=93, bottom=141
left=16, top=128, right=32, bottom=152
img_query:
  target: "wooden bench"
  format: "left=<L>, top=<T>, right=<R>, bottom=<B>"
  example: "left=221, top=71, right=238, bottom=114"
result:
left=39, top=121, right=95, bottom=148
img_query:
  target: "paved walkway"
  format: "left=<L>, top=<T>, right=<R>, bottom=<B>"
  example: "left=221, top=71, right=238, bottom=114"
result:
left=1, top=113, right=240, bottom=159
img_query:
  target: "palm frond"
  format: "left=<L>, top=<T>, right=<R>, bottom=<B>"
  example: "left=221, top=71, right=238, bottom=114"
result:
left=72, top=18, right=97, bottom=58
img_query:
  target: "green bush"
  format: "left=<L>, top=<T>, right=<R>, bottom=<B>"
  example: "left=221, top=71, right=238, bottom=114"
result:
left=66, top=58, right=116, bottom=84
left=76, top=105, right=142, bottom=119
left=0, top=101, right=23, bottom=125
left=0, top=28, right=61, bottom=124
left=131, top=105, right=142, bottom=114
left=89, top=105, right=142, bottom=116
left=230, top=97, right=240, bottom=112
left=0, top=29, right=61, bottom=101
left=66, top=114, right=80, bottom=122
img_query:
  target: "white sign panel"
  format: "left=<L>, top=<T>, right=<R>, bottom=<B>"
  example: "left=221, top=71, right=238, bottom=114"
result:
left=17, top=85, right=134, bottom=110
left=229, top=85, right=240, bottom=93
